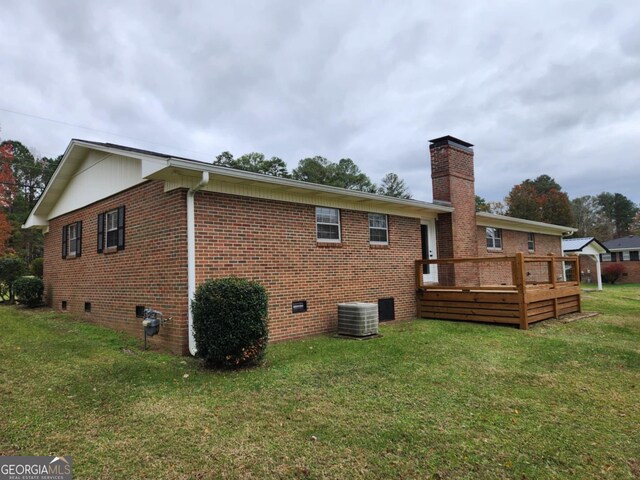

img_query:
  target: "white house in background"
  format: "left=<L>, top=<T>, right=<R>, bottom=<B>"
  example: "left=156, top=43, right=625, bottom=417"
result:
left=562, top=237, right=609, bottom=291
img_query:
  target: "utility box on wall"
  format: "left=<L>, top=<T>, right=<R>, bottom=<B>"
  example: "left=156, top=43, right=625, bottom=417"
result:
left=337, top=302, right=379, bottom=337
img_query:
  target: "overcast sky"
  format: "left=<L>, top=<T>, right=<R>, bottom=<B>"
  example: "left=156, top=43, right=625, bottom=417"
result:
left=1, top=0, right=639, bottom=203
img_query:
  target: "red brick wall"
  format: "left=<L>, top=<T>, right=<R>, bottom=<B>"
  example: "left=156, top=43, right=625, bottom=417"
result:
left=577, top=256, right=599, bottom=284
left=194, top=191, right=422, bottom=342
left=43, top=181, right=189, bottom=354
left=600, top=253, right=640, bottom=283
left=476, top=227, right=562, bottom=285
left=431, top=141, right=479, bottom=284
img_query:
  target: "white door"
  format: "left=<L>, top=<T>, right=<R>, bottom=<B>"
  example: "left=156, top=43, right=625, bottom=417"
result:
left=421, top=220, right=438, bottom=283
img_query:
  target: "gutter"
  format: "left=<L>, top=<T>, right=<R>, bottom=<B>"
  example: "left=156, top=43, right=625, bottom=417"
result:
left=187, top=171, right=209, bottom=356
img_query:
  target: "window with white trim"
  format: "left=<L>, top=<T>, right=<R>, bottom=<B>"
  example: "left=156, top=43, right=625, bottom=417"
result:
left=486, top=227, right=502, bottom=250
left=105, top=209, right=119, bottom=248
left=601, top=253, right=613, bottom=262
left=622, top=251, right=631, bottom=261
left=527, top=233, right=535, bottom=252
left=62, top=221, right=82, bottom=259
left=68, top=223, right=77, bottom=255
left=369, top=213, right=388, bottom=244
left=316, top=207, right=340, bottom=242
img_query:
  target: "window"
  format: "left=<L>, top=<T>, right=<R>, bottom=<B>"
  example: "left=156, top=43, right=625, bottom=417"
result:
left=601, top=253, right=613, bottom=262
left=369, top=213, right=388, bottom=244
left=106, top=210, right=118, bottom=248
left=98, top=206, right=125, bottom=252
left=527, top=233, right=535, bottom=252
left=622, top=251, right=631, bottom=261
left=631, top=251, right=639, bottom=261
left=316, top=207, right=340, bottom=242
left=84, top=302, right=91, bottom=313
left=486, top=227, right=502, bottom=250
left=68, top=223, right=77, bottom=255
left=62, top=221, right=82, bottom=259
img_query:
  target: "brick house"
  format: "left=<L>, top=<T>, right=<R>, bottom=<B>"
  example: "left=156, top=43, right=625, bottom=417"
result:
left=600, top=235, right=640, bottom=283
left=24, top=135, right=576, bottom=354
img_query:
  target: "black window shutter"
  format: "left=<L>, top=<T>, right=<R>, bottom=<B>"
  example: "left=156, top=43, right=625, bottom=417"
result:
left=97, top=213, right=104, bottom=253
left=117, top=206, right=125, bottom=250
left=62, top=224, right=67, bottom=259
left=76, top=221, right=82, bottom=257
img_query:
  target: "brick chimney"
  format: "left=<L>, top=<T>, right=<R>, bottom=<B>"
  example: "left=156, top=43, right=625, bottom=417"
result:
left=430, top=135, right=479, bottom=285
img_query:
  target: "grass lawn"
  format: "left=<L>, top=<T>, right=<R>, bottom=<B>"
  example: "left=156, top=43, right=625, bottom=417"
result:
left=1, top=286, right=639, bottom=479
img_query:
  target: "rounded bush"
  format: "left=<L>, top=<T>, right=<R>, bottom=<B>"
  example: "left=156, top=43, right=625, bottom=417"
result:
left=14, top=276, right=44, bottom=307
left=192, top=277, right=268, bottom=368
left=602, top=264, right=625, bottom=284
left=30, top=258, right=44, bottom=278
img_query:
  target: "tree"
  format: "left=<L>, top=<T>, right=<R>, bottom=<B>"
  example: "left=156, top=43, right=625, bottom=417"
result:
left=506, top=183, right=540, bottom=221
left=378, top=173, right=412, bottom=199
left=0, top=140, right=61, bottom=262
left=213, top=151, right=290, bottom=178
left=506, top=174, right=573, bottom=226
left=486, top=201, right=507, bottom=215
left=292, top=156, right=376, bottom=192
left=475, top=195, right=490, bottom=212
left=571, top=196, right=599, bottom=238
left=540, top=189, right=573, bottom=226
left=596, top=192, right=637, bottom=238
left=0, top=254, right=26, bottom=302
left=0, top=210, right=10, bottom=255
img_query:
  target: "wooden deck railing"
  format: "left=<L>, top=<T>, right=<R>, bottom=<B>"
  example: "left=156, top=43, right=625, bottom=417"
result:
left=415, top=253, right=581, bottom=329
left=415, top=253, right=579, bottom=290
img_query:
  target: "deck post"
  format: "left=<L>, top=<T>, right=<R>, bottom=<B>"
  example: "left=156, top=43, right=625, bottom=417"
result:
left=415, top=260, right=424, bottom=289
left=548, top=254, right=559, bottom=318
left=514, top=252, right=528, bottom=329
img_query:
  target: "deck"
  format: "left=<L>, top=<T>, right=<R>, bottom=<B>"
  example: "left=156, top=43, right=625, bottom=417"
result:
left=415, top=253, right=581, bottom=329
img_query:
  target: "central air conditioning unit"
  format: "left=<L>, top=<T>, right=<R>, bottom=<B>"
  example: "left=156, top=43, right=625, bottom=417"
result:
left=337, top=302, right=379, bottom=337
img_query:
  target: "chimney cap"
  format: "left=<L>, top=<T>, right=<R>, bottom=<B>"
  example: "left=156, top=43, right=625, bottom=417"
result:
left=429, top=135, right=474, bottom=149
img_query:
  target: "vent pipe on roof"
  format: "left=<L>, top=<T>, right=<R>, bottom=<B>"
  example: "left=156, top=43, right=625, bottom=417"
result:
left=187, top=171, right=209, bottom=356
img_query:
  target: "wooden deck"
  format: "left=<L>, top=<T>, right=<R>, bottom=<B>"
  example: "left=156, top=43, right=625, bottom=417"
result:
left=416, top=253, right=581, bottom=329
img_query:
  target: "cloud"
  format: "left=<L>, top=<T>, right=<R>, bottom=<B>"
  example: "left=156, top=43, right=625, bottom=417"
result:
left=0, top=0, right=639, bottom=204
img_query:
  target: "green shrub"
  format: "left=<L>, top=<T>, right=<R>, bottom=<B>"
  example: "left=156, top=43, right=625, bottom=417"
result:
left=0, top=255, right=27, bottom=302
left=14, top=276, right=44, bottom=307
left=30, top=258, right=44, bottom=278
left=192, top=277, right=268, bottom=369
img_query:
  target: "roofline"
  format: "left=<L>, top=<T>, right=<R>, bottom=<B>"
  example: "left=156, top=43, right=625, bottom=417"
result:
left=23, top=139, right=455, bottom=229
left=562, top=237, right=610, bottom=253
left=165, top=157, right=455, bottom=214
left=476, top=211, right=577, bottom=235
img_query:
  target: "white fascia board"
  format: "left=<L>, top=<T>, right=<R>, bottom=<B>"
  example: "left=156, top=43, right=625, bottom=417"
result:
left=163, top=158, right=454, bottom=215
left=477, top=212, right=577, bottom=236
left=23, top=140, right=166, bottom=229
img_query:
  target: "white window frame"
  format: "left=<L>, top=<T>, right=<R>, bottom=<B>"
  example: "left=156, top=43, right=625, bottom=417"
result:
left=368, top=213, right=388, bottom=245
left=622, top=251, right=631, bottom=261
left=105, top=209, right=119, bottom=248
left=68, top=224, right=77, bottom=255
left=316, top=207, right=341, bottom=243
left=486, top=227, right=502, bottom=250
left=527, top=232, right=535, bottom=252
left=602, top=253, right=613, bottom=262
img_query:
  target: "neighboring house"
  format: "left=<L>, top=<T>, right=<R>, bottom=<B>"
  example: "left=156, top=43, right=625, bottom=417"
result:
left=23, top=135, right=576, bottom=355
left=562, top=237, right=609, bottom=290
left=601, top=235, right=640, bottom=283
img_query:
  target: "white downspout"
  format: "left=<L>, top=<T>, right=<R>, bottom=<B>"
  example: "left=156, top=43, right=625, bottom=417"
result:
left=187, top=171, right=209, bottom=355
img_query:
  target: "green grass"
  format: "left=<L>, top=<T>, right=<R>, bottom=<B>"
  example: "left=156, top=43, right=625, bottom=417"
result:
left=1, top=286, right=639, bottom=479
